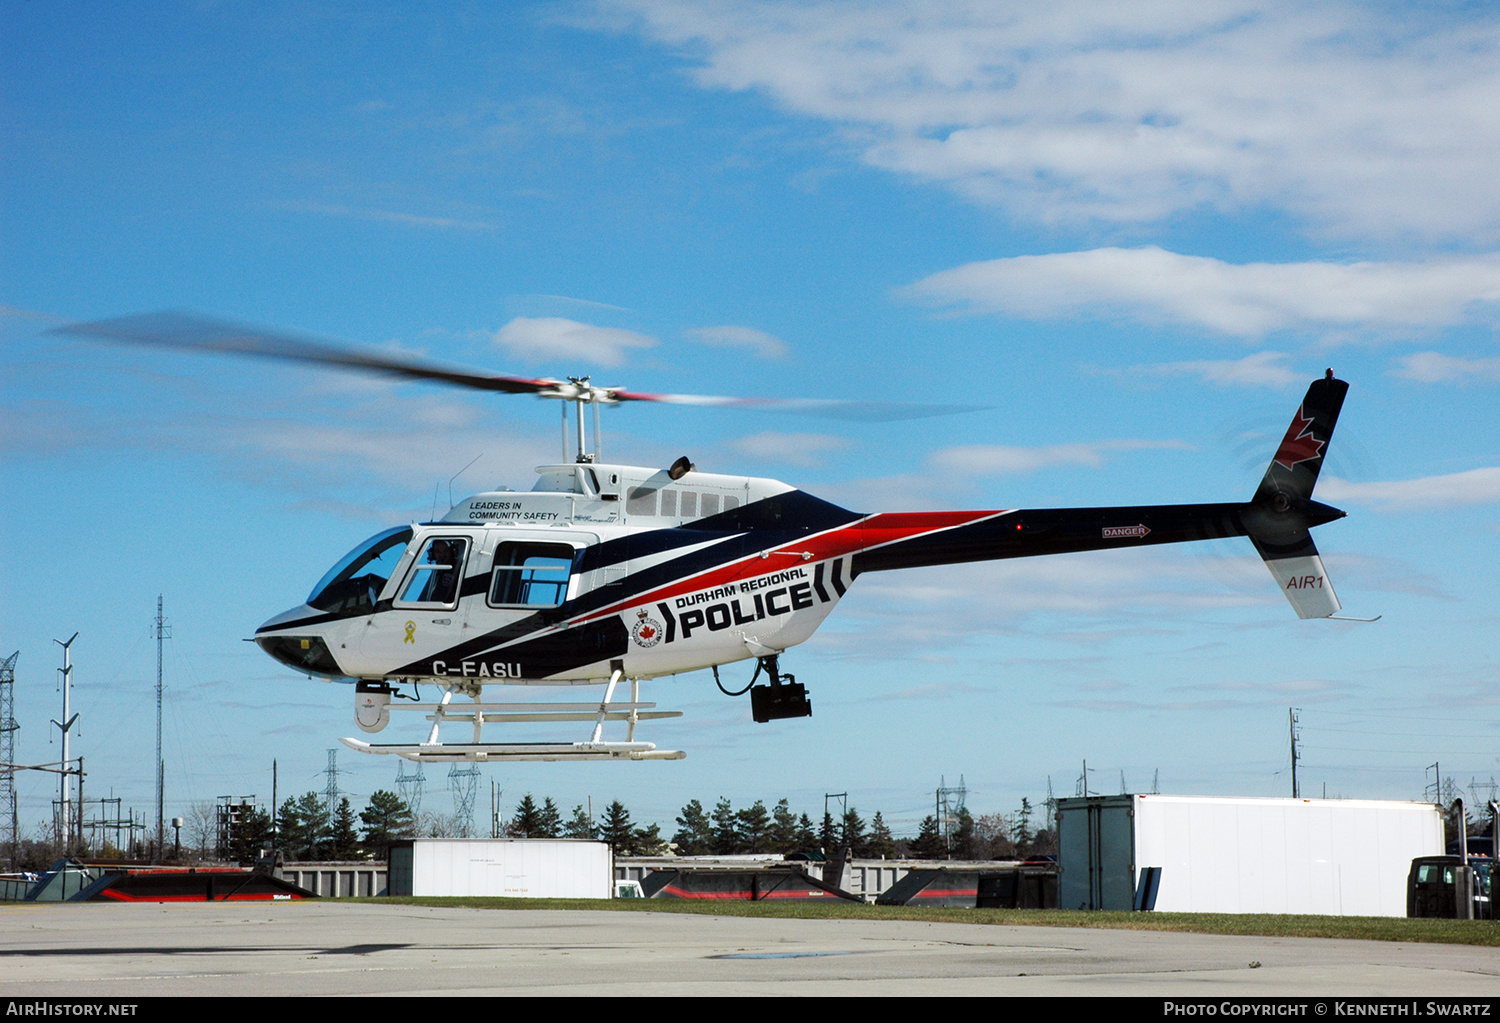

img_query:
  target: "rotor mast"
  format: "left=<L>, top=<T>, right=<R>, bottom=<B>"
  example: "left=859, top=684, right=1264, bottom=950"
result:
left=553, top=376, right=611, bottom=464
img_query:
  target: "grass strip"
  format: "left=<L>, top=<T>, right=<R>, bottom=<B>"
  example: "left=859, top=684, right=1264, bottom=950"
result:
left=360, top=896, right=1499, bottom=946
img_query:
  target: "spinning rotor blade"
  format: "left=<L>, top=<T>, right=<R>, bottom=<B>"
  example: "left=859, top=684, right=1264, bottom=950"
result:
left=51, top=311, right=557, bottom=396
left=611, top=390, right=982, bottom=422
left=53, top=311, right=985, bottom=420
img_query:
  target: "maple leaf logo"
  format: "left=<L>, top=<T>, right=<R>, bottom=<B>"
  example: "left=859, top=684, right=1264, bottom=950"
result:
left=639, top=625, right=656, bottom=641
left=1273, top=406, right=1325, bottom=470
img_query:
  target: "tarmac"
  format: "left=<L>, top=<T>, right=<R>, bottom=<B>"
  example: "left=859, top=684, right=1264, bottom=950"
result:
left=1, top=900, right=1497, bottom=997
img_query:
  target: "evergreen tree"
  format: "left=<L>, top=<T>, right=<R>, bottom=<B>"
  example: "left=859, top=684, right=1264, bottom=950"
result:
left=770, top=799, right=799, bottom=854
left=794, top=813, right=818, bottom=853
left=330, top=797, right=361, bottom=859
left=711, top=797, right=740, bottom=854
left=227, top=804, right=273, bottom=865
left=908, top=815, right=944, bottom=859
left=736, top=800, right=772, bottom=853
left=563, top=804, right=596, bottom=840
left=673, top=799, right=713, bottom=855
left=841, top=807, right=868, bottom=856
left=508, top=794, right=543, bottom=838
left=948, top=807, right=977, bottom=860
left=1014, top=797, right=1035, bottom=855
left=296, top=792, right=332, bottom=859
left=868, top=812, right=896, bottom=859
left=600, top=800, right=634, bottom=853
left=631, top=822, right=669, bottom=856
left=536, top=797, right=563, bottom=838
left=360, top=790, right=414, bottom=858
left=819, top=810, right=837, bottom=854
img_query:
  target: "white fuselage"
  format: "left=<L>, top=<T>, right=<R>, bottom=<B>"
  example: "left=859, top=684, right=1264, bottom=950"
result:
left=255, top=462, right=865, bottom=685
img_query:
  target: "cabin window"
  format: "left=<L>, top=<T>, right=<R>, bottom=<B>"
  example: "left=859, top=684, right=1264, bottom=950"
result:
left=701, top=493, right=720, bottom=516
left=724, top=495, right=740, bottom=510
left=307, top=525, right=414, bottom=614
left=659, top=489, right=677, bottom=517
left=679, top=491, right=698, bottom=517
left=489, top=542, right=574, bottom=608
left=626, top=486, right=656, bottom=516
left=396, top=537, right=469, bottom=607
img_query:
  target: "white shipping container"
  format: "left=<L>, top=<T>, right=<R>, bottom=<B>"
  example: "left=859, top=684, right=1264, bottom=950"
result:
left=388, top=839, right=613, bottom=899
left=1057, top=795, right=1444, bottom=916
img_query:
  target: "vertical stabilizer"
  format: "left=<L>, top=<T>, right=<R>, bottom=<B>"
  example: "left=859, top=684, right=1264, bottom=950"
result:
left=1249, top=372, right=1349, bottom=619
left=1253, top=371, right=1348, bottom=503
left=1252, top=535, right=1342, bottom=619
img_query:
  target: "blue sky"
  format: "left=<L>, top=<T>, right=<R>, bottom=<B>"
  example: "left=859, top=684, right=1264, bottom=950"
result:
left=3, top=1, right=1497, bottom=844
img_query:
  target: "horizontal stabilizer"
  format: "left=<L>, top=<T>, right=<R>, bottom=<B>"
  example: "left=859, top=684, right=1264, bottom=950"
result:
left=1252, top=535, right=1341, bottom=619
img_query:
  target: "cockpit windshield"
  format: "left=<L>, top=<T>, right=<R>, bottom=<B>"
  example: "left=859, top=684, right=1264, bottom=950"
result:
left=307, top=526, right=414, bottom=614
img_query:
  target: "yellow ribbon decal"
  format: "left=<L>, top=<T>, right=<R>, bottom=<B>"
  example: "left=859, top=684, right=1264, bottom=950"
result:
left=404, top=620, right=416, bottom=644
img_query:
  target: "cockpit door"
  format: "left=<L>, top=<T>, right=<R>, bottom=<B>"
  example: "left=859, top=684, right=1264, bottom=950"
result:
left=359, top=532, right=475, bottom=674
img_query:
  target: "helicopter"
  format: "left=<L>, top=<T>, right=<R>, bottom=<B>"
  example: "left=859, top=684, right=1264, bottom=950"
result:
left=58, top=312, right=1356, bottom=763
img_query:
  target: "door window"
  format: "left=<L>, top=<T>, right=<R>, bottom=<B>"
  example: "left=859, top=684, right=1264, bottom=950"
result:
left=488, top=542, right=575, bottom=608
left=396, top=537, right=469, bottom=607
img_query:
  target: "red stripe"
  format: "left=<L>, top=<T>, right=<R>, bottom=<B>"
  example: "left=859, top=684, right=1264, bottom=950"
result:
left=579, top=510, right=1007, bottom=623
left=98, top=890, right=305, bottom=902
left=661, top=885, right=752, bottom=899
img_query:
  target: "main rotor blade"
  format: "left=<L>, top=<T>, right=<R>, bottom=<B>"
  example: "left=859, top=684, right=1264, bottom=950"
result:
left=610, top=390, right=986, bottom=422
left=52, top=311, right=987, bottom=420
left=50, top=311, right=558, bottom=396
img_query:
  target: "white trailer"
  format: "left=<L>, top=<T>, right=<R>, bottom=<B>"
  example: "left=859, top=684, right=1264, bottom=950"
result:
left=388, top=839, right=613, bottom=899
left=1057, top=795, right=1443, bottom=916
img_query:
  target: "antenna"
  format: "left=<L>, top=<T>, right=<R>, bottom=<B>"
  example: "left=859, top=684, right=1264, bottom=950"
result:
left=448, top=453, right=484, bottom=509
left=153, top=597, right=170, bottom=860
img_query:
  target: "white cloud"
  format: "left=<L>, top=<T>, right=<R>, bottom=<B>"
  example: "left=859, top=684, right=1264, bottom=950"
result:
left=1116, top=352, right=1305, bottom=389
left=684, top=325, right=789, bottom=358
left=1318, top=468, right=1500, bottom=510
left=902, top=248, right=1500, bottom=336
left=490, top=317, right=657, bottom=367
left=278, top=201, right=499, bottom=231
left=607, top=1, right=1500, bottom=241
left=1392, top=352, right=1500, bottom=384
left=730, top=430, right=848, bottom=467
left=932, top=438, right=1191, bottom=475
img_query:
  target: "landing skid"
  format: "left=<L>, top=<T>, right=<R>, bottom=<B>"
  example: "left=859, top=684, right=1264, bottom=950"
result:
left=340, top=738, right=683, bottom=762
left=341, top=669, right=685, bottom=762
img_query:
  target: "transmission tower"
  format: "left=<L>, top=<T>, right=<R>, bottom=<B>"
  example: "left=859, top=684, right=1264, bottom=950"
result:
left=51, top=633, right=80, bottom=848
left=1289, top=707, right=1302, bottom=798
left=935, top=775, right=967, bottom=854
left=1, top=652, right=18, bottom=861
left=396, top=760, right=424, bottom=817
left=448, top=763, right=480, bottom=836
left=322, top=748, right=342, bottom=808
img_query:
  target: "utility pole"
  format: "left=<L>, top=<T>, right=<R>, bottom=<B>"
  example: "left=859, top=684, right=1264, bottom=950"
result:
left=153, top=597, right=170, bottom=859
left=51, top=634, right=79, bottom=849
